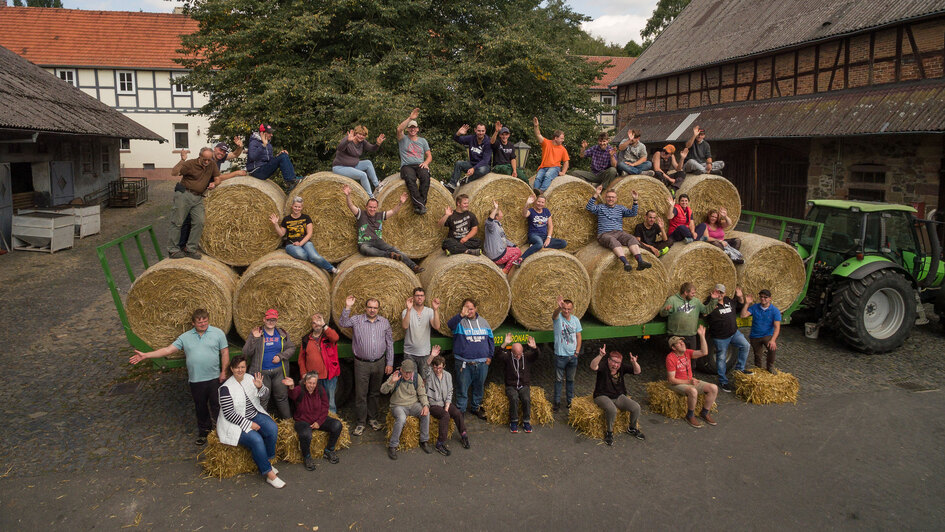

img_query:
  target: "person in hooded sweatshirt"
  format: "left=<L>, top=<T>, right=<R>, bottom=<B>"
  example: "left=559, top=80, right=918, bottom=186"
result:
left=447, top=298, right=494, bottom=420
left=492, top=333, right=540, bottom=433
left=246, top=123, right=299, bottom=190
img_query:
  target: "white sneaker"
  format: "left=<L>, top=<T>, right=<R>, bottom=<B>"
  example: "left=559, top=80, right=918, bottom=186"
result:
left=267, top=476, right=285, bottom=489
left=270, top=465, right=278, bottom=475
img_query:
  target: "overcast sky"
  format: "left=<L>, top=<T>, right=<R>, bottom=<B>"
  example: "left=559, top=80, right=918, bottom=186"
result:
left=49, top=0, right=655, bottom=47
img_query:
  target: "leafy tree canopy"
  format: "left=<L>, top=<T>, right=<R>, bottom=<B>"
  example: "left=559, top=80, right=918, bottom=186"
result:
left=640, top=0, right=690, bottom=43
left=13, top=0, right=65, bottom=6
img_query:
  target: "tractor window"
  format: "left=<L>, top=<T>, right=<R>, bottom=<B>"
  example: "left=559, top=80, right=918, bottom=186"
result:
left=885, top=213, right=919, bottom=255
left=863, top=215, right=882, bottom=252
left=803, top=207, right=863, bottom=253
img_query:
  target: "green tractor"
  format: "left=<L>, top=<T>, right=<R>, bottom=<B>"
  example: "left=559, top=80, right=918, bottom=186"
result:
left=794, top=199, right=943, bottom=353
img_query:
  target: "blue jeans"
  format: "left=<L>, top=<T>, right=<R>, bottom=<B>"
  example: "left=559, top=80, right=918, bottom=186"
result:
left=713, top=330, right=751, bottom=385
left=454, top=359, right=489, bottom=412
left=617, top=160, right=653, bottom=175
left=285, top=242, right=335, bottom=272
left=322, top=376, right=338, bottom=414
left=520, top=233, right=567, bottom=260
left=449, top=161, right=490, bottom=188
left=554, top=355, right=578, bottom=404
left=670, top=225, right=694, bottom=241
left=534, top=166, right=561, bottom=191
left=333, top=160, right=379, bottom=196
left=236, top=413, right=278, bottom=475
left=249, top=152, right=297, bottom=183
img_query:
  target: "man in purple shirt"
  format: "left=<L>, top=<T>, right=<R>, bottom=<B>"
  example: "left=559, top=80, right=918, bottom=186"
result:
left=446, top=123, right=493, bottom=192
left=338, top=295, right=394, bottom=436
left=571, top=132, right=619, bottom=189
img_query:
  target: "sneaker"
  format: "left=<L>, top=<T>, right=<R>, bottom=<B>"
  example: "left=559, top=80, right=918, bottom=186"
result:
left=721, top=382, right=734, bottom=393
left=553, top=403, right=560, bottom=413
left=659, top=247, right=670, bottom=256
left=624, top=263, right=633, bottom=272
left=353, top=424, right=365, bottom=436
left=436, top=442, right=451, bottom=456
left=636, top=260, right=652, bottom=270
left=387, top=447, right=398, bottom=460
left=642, top=170, right=656, bottom=177
left=412, top=265, right=425, bottom=274
left=738, top=369, right=753, bottom=375
left=474, top=407, right=487, bottom=420
left=444, top=249, right=452, bottom=256
left=465, top=249, right=482, bottom=256
left=417, top=206, right=427, bottom=215
left=330, top=267, right=340, bottom=275
left=195, top=436, right=207, bottom=446
left=419, top=441, right=432, bottom=454
left=686, top=415, right=704, bottom=429
left=369, top=419, right=383, bottom=431
left=445, top=182, right=456, bottom=192
left=323, top=449, right=339, bottom=464
left=684, top=237, right=694, bottom=244
left=270, top=465, right=278, bottom=475
left=460, top=433, right=470, bottom=449
left=183, top=248, right=202, bottom=259
left=169, top=250, right=187, bottom=259
left=510, top=422, right=519, bottom=433
left=511, top=258, right=522, bottom=266
left=523, top=422, right=532, bottom=433
left=733, top=258, right=744, bottom=265
left=700, top=411, right=718, bottom=426
left=627, top=427, right=645, bottom=440
left=604, top=431, right=614, bottom=446
left=304, top=456, right=317, bottom=471
left=266, top=476, right=286, bottom=489
left=390, top=252, right=402, bottom=261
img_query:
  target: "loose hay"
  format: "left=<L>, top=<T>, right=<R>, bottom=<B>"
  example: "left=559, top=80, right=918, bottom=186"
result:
left=375, top=173, right=451, bottom=259
left=658, top=242, right=737, bottom=301
left=459, top=173, right=534, bottom=246
left=290, top=172, right=369, bottom=263
left=276, top=413, right=352, bottom=464
left=233, top=251, right=331, bottom=341
left=201, top=176, right=286, bottom=266
left=542, top=175, right=598, bottom=252
left=198, top=430, right=272, bottom=479
left=645, top=380, right=717, bottom=419
left=481, top=382, right=555, bottom=426
left=728, top=231, right=806, bottom=310
left=126, top=256, right=238, bottom=352
left=418, top=250, right=511, bottom=335
left=676, top=174, right=742, bottom=230
left=508, top=249, right=590, bottom=330
left=733, top=368, right=800, bottom=404
left=385, top=411, right=450, bottom=451
left=574, top=244, right=669, bottom=326
left=330, top=255, right=420, bottom=341
left=612, top=175, right=673, bottom=232
left=567, top=395, right=631, bottom=440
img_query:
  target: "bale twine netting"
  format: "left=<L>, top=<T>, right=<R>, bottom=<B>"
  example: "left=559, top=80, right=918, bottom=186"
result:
left=542, top=175, right=598, bottom=252
left=200, top=176, right=286, bottom=266
left=330, top=255, right=420, bottom=341
left=276, top=414, right=352, bottom=464
left=481, top=383, right=554, bottom=426
left=567, top=395, right=632, bottom=440
left=126, top=256, right=238, bottom=353
left=375, top=173, right=451, bottom=259
left=574, top=244, right=669, bottom=326
left=645, top=381, right=717, bottom=419
left=232, top=251, right=332, bottom=341
left=290, top=172, right=369, bottom=263
left=459, top=173, right=534, bottom=246
left=612, top=175, right=673, bottom=233
left=676, top=174, right=742, bottom=230
left=658, top=242, right=737, bottom=301
left=418, top=250, right=511, bottom=335
left=385, top=411, right=451, bottom=451
left=508, top=249, right=590, bottom=330
left=728, top=231, right=805, bottom=310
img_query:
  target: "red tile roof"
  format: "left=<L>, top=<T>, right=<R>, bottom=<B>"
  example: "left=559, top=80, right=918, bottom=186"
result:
left=0, top=7, right=198, bottom=69
left=581, top=55, right=637, bottom=90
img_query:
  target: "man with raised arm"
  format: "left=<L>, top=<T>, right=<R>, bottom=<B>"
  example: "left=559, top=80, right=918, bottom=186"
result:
left=490, top=121, right=518, bottom=179
left=571, top=133, right=619, bottom=188
left=446, top=123, right=492, bottom=192
left=440, top=194, right=482, bottom=256
left=532, top=117, right=570, bottom=192
left=585, top=185, right=652, bottom=271
left=616, top=129, right=653, bottom=176
left=552, top=295, right=582, bottom=412
left=396, top=108, right=433, bottom=214
left=634, top=209, right=671, bottom=257
left=684, top=125, right=725, bottom=175
left=401, top=287, right=441, bottom=381
left=339, top=295, right=394, bottom=436
left=740, top=289, right=782, bottom=374
left=666, top=325, right=719, bottom=428
left=343, top=184, right=424, bottom=274
left=447, top=298, right=494, bottom=420
left=492, top=333, right=540, bottom=433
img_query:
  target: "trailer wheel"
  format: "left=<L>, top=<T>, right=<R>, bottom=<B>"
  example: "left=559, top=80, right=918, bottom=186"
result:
left=695, top=340, right=737, bottom=374
left=829, top=269, right=916, bottom=353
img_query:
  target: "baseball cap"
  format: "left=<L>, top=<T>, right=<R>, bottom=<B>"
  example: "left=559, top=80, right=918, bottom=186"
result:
left=663, top=144, right=676, bottom=154
left=714, top=283, right=726, bottom=293
left=499, top=127, right=510, bottom=134
left=214, top=142, right=230, bottom=154
left=406, top=120, right=418, bottom=128
left=759, top=289, right=772, bottom=297
left=401, top=359, right=417, bottom=373
left=668, top=336, right=685, bottom=348
left=264, top=309, right=279, bottom=320
left=259, top=124, right=274, bottom=133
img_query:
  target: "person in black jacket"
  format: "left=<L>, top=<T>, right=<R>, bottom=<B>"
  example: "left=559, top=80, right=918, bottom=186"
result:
left=493, top=333, right=540, bottom=433
left=590, top=344, right=644, bottom=446
left=704, top=284, right=752, bottom=393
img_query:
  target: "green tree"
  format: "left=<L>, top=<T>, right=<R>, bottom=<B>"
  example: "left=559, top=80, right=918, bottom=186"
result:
left=12, top=0, right=23, bottom=6
left=623, top=40, right=645, bottom=57
left=22, top=0, right=64, bottom=6
left=177, top=0, right=609, bottom=178
left=640, top=0, right=690, bottom=43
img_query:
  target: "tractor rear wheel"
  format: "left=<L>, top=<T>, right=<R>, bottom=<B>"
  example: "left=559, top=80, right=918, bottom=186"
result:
left=829, top=269, right=916, bottom=353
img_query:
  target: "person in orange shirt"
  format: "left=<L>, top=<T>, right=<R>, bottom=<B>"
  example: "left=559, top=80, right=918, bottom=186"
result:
left=532, top=117, right=570, bottom=192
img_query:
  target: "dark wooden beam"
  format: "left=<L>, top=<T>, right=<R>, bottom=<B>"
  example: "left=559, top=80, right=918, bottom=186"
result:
left=868, top=31, right=875, bottom=85
left=895, top=25, right=903, bottom=82
left=814, top=44, right=820, bottom=92
left=828, top=38, right=844, bottom=90
left=906, top=24, right=927, bottom=79
left=843, top=36, right=850, bottom=89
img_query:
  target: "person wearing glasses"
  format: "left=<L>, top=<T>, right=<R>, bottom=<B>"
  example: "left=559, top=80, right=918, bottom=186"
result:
left=167, top=146, right=222, bottom=259
left=740, top=289, right=782, bottom=374
left=339, top=295, right=394, bottom=436
left=242, top=309, right=296, bottom=420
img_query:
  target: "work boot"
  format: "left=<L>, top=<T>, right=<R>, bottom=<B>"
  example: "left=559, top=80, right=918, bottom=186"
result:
left=637, top=260, right=651, bottom=270
left=699, top=411, right=717, bottom=426
left=169, top=250, right=187, bottom=259
left=465, top=249, right=482, bottom=256
left=323, top=449, right=339, bottom=464
left=604, top=431, right=614, bottom=446
left=183, top=248, right=201, bottom=259
left=387, top=447, right=398, bottom=460
left=304, top=456, right=317, bottom=471
left=436, top=442, right=451, bottom=456
left=460, top=433, right=470, bottom=449
left=419, top=441, right=432, bottom=454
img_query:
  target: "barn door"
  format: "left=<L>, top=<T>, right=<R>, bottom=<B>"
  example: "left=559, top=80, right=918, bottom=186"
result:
left=50, top=161, right=74, bottom=205
left=0, top=163, right=11, bottom=250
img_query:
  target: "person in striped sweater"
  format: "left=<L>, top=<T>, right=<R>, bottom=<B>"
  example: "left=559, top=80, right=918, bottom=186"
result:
left=585, top=185, right=652, bottom=272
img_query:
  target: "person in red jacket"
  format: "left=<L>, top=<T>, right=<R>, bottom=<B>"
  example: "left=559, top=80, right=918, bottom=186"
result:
left=299, top=313, right=341, bottom=413
left=283, top=372, right=343, bottom=471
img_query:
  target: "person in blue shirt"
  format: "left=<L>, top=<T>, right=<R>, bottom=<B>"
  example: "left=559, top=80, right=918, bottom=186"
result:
left=446, top=123, right=492, bottom=192
left=447, top=298, right=494, bottom=419
left=520, top=194, right=567, bottom=261
left=552, top=296, right=582, bottom=412
left=740, top=289, right=782, bottom=374
left=246, top=124, right=299, bottom=191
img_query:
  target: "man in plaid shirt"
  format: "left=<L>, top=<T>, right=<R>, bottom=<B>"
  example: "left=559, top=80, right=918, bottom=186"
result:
left=571, top=132, right=619, bottom=190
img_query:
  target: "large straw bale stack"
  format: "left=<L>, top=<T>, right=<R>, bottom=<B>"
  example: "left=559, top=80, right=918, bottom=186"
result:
left=385, top=411, right=450, bottom=451
left=658, top=242, right=737, bottom=301
left=126, top=256, right=237, bottom=353
left=645, top=381, right=717, bottom=419
left=676, top=174, right=742, bottom=229
left=481, top=383, right=554, bottom=426
left=542, top=175, right=598, bottom=251
left=567, top=395, right=632, bottom=440
left=575, top=244, right=669, bottom=326
left=289, top=172, right=369, bottom=263
left=201, top=176, right=285, bottom=266
left=459, top=173, right=534, bottom=246
left=612, top=175, right=673, bottom=232
left=374, top=173, right=451, bottom=259
left=330, top=255, right=420, bottom=341
left=198, top=430, right=273, bottom=478
left=232, top=251, right=331, bottom=341
left=508, top=249, right=590, bottom=330
left=418, top=250, right=511, bottom=335
left=728, top=231, right=805, bottom=310
left=276, top=413, right=352, bottom=464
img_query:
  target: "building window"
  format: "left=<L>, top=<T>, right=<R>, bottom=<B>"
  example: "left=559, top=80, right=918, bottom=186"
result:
left=117, top=71, right=136, bottom=94
left=56, top=69, right=77, bottom=86
left=81, top=143, right=94, bottom=174
left=143, top=163, right=155, bottom=170
left=174, top=123, right=189, bottom=149
left=171, top=72, right=189, bottom=95
left=848, top=164, right=887, bottom=202
left=120, top=138, right=131, bottom=151
left=100, top=146, right=111, bottom=173
left=601, top=94, right=616, bottom=108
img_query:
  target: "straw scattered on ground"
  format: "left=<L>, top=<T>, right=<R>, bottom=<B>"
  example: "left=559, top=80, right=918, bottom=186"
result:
left=481, top=382, right=555, bottom=426
left=645, top=380, right=717, bottom=419
left=290, top=172, right=369, bottom=263
left=659, top=241, right=737, bottom=301
left=330, top=255, right=420, bottom=341
left=418, top=250, right=511, bottom=335
left=574, top=244, right=669, bottom=326
left=201, top=176, right=285, bottom=266
left=729, top=231, right=806, bottom=310
left=734, top=369, right=800, bottom=404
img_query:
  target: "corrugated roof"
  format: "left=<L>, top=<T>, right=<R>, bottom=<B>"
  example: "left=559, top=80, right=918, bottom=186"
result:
left=614, top=79, right=945, bottom=142
left=613, top=0, right=945, bottom=86
left=0, top=7, right=198, bottom=69
left=581, top=55, right=636, bottom=90
left=0, top=45, right=164, bottom=141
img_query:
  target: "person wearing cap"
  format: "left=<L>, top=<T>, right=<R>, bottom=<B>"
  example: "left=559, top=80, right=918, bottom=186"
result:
left=283, top=371, right=344, bottom=471
left=401, top=287, right=441, bottom=382
left=269, top=196, right=339, bottom=274
left=651, top=144, right=686, bottom=190
left=333, top=125, right=386, bottom=197
left=666, top=325, right=719, bottom=428
left=448, top=298, right=494, bottom=419
left=342, top=184, right=424, bottom=273
left=590, top=344, right=644, bottom=445
left=242, top=309, right=296, bottom=420
left=684, top=125, right=725, bottom=175
left=616, top=129, right=654, bottom=176
left=446, top=123, right=493, bottom=192
left=571, top=133, right=619, bottom=189
left=585, top=185, right=652, bottom=272
left=380, top=358, right=431, bottom=460
left=661, top=282, right=720, bottom=348
left=213, top=136, right=244, bottom=171
left=704, top=284, right=752, bottom=393
left=426, top=350, right=470, bottom=455
left=339, top=295, right=394, bottom=436
left=740, top=289, right=782, bottom=374
left=396, top=108, right=433, bottom=214
left=167, top=147, right=222, bottom=259
left=634, top=209, right=671, bottom=257
left=490, top=121, right=518, bottom=179
left=484, top=200, right=522, bottom=274
left=532, top=116, right=570, bottom=192
left=493, top=333, right=540, bottom=433
left=299, top=313, right=341, bottom=414
left=246, top=124, right=300, bottom=189
left=552, top=295, right=581, bottom=412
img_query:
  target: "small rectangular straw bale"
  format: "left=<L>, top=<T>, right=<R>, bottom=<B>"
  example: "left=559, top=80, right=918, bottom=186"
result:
left=199, top=431, right=274, bottom=479
left=566, top=395, right=631, bottom=440
left=385, top=411, right=449, bottom=451
left=276, top=413, right=353, bottom=464
left=645, top=381, right=716, bottom=419
left=482, top=382, right=554, bottom=426
left=733, top=369, right=800, bottom=404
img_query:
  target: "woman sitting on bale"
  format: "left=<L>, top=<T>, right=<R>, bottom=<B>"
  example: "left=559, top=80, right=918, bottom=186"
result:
left=425, top=347, right=470, bottom=455
left=269, top=197, right=339, bottom=274
left=695, top=208, right=743, bottom=263
left=332, top=126, right=385, bottom=197
left=667, top=194, right=696, bottom=243
left=589, top=344, right=645, bottom=446
left=283, top=371, right=343, bottom=471
left=217, top=355, right=285, bottom=488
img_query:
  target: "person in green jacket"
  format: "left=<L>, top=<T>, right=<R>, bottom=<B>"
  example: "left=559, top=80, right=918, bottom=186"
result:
left=660, top=282, right=720, bottom=348
left=380, top=358, right=431, bottom=460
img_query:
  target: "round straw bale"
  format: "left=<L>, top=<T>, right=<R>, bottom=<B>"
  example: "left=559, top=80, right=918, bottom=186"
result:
left=289, top=172, right=369, bottom=264
left=374, top=173, right=451, bottom=259
left=330, top=255, right=420, bottom=341
left=418, top=250, right=511, bottom=335
left=658, top=242, right=737, bottom=302
left=200, top=176, right=286, bottom=266
left=232, top=251, right=331, bottom=341
left=612, top=175, right=673, bottom=232
left=459, top=173, right=534, bottom=246
left=676, top=174, right=742, bottom=230
left=574, top=244, right=669, bottom=326
left=727, top=231, right=805, bottom=310
left=126, top=256, right=238, bottom=352
left=508, top=249, right=590, bottom=330
left=542, top=175, right=598, bottom=252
